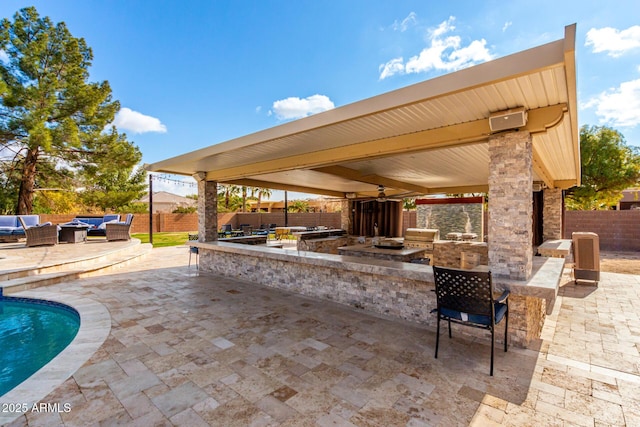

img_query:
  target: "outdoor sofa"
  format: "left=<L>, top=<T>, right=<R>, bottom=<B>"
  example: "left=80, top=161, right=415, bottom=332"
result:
left=0, top=215, right=41, bottom=242
left=72, top=214, right=120, bottom=236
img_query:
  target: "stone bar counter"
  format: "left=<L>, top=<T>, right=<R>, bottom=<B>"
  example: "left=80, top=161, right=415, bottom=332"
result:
left=338, top=244, right=428, bottom=262
left=192, top=241, right=565, bottom=349
left=293, top=229, right=348, bottom=254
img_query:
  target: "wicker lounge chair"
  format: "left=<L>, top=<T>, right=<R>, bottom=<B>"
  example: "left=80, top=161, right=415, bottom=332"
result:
left=18, top=217, right=58, bottom=247
left=106, top=214, right=134, bottom=241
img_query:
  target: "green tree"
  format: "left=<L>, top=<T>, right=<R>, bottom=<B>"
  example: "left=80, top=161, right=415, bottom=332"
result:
left=0, top=7, right=140, bottom=214
left=566, top=125, right=640, bottom=210
left=80, top=162, right=147, bottom=212
left=288, top=200, right=309, bottom=213
left=0, top=162, right=20, bottom=213
left=251, top=187, right=272, bottom=212
left=32, top=189, right=79, bottom=214
left=403, top=198, right=416, bottom=210
left=218, top=184, right=240, bottom=211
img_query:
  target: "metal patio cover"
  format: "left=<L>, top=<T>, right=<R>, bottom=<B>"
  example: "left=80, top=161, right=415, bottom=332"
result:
left=148, top=25, right=579, bottom=200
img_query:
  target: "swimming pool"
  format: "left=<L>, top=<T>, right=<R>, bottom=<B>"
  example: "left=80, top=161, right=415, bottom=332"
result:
left=0, top=296, right=80, bottom=397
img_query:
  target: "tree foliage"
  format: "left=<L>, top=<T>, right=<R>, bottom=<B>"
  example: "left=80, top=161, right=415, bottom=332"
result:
left=251, top=187, right=272, bottom=212
left=0, top=7, right=144, bottom=214
left=287, top=200, right=310, bottom=213
left=566, top=125, right=640, bottom=210
left=80, top=165, right=146, bottom=212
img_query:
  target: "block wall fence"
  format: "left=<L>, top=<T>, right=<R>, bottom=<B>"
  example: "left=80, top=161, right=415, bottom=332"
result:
left=39, top=212, right=341, bottom=235
left=40, top=210, right=640, bottom=251
left=564, top=210, right=640, bottom=251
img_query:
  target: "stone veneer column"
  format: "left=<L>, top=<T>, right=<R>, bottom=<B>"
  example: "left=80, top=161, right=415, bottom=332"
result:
left=488, top=131, right=533, bottom=280
left=197, top=179, right=218, bottom=242
left=340, top=199, right=351, bottom=233
left=543, top=188, right=563, bottom=241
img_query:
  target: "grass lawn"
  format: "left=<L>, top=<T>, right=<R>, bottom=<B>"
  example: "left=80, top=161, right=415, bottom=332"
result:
left=132, top=232, right=193, bottom=247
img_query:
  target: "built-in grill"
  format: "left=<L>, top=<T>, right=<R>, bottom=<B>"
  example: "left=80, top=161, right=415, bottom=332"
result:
left=403, top=229, right=439, bottom=265
left=404, top=228, right=439, bottom=249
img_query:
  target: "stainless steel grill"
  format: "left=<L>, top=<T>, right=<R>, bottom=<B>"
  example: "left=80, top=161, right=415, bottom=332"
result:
left=404, top=229, right=438, bottom=264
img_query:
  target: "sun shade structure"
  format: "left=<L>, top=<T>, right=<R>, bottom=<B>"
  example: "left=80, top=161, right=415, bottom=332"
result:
left=147, top=24, right=579, bottom=200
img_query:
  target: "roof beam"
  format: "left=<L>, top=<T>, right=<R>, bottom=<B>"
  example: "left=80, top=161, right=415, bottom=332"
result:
left=208, top=119, right=490, bottom=181
left=223, top=178, right=345, bottom=198
left=553, top=179, right=577, bottom=190
left=206, top=105, right=565, bottom=183
left=312, top=165, right=432, bottom=194
left=424, top=184, right=489, bottom=195
left=524, top=103, right=566, bottom=134
left=564, top=24, right=581, bottom=186
left=529, top=103, right=570, bottom=189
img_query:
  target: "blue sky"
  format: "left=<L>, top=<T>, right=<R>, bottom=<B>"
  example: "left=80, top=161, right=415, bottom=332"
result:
left=1, top=1, right=640, bottom=197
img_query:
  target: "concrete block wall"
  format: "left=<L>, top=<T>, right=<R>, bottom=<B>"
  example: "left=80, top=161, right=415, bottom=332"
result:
left=564, top=210, right=640, bottom=251
left=38, top=212, right=341, bottom=235
left=233, top=212, right=341, bottom=230
left=35, top=209, right=640, bottom=252
left=40, top=213, right=197, bottom=234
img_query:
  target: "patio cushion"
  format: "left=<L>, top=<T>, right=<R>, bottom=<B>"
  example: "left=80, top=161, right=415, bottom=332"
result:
left=0, top=216, right=18, bottom=227
left=97, top=219, right=119, bottom=230
left=63, top=219, right=92, bottom=227
left=439, top=302, right=508, bottom=326
left=0, top=228, right=15, bottom=236
left=74, top=218, right=103, bottom=229
left=18, top=215, right=40, bottom=227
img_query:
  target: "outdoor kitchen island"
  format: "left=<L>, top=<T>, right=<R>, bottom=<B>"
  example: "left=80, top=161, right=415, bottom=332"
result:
left=338, top=243, right=428, bottom=262
left=192, top=240, right=564, bottom=349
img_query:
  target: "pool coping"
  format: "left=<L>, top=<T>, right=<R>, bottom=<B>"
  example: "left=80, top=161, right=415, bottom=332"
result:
left=0, top=291, right=111, bottom=425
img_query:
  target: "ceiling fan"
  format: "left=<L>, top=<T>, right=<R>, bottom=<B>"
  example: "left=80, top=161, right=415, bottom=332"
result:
left=358, top=184, right=404, bottom=203
left=376, top=185, right=388, bottom=202
left=356, top=185, right=404, bottom=203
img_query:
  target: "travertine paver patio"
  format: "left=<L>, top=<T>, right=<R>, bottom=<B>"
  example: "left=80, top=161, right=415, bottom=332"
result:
left=4, top=245, right=640, bottom=426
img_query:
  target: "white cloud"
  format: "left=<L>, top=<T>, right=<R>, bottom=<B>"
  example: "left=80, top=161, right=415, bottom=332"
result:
left=502, top=21, right=512, bottom=32
left=113, top=108, right=167, bottom=134
left=585, top=25, right=640, bottom=57
left=582, top=78, right=640, bottom=127
left=431, top=17, right=454, bottom=38
left=271, top=94, right=335, bottom=120
left=392, top=12, right=417, bottom=32
left=379, top=57, right=405, bottom=80
left=0, top=49, right=9, bottom=63
left=379, top=16, right=493, bottom=80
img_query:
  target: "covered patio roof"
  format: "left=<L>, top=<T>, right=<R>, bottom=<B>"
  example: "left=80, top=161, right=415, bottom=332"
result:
left=148, top=24, right=579, bottom=200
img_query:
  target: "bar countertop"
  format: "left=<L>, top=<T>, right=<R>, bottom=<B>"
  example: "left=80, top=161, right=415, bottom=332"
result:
left=337, top=244, right=426, bottom=257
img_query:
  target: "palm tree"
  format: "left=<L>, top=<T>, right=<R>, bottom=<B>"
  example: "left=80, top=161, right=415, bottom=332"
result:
left=256, top=188, right=271, bottom=212
left=218, top=184, right=240, bottom=211
left=288, top=200, right=309, bottom=213
left=241, top=186, right=247, bottom=212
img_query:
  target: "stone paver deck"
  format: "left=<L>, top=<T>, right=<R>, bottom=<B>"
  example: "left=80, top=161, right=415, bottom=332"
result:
left=2, top=245, right=640, bottom=426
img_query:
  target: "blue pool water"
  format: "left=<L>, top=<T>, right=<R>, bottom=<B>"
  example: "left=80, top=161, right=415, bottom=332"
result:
left=0, top=297, right=80, bottom=396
